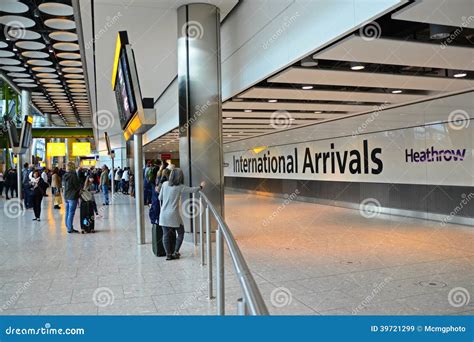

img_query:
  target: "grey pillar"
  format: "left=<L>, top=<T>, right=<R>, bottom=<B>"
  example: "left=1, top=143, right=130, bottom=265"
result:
left=177, top=3, right=224, bottom=240
left=18, top=90, right=31, bottom=199
left=134, top=133, right=145, bottom=244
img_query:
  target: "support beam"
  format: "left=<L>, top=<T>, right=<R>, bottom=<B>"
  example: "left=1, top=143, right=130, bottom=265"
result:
left=134, top=133, right=145, bottom=245
left=177, top=3, right=225, bottom=241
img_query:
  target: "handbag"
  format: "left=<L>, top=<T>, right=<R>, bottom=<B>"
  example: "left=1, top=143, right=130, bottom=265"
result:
left=54, top=189, right=63, bottom=205
left=80, top=189, right=93, bottom=202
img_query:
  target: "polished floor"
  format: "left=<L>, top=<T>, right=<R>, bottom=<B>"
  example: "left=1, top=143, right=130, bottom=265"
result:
left=0, top=190, right=472, bottom=315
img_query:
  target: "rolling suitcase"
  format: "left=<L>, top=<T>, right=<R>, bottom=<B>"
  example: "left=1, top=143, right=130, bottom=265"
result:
left=152, top=224, right=175, bottom=257
left=80, top=200, right=95, bottom=233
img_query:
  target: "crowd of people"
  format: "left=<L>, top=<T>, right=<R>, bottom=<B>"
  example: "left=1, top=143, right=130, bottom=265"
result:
left=1, top=159, right=203, bottom=260
left=0, top=162, right=134, bottom=228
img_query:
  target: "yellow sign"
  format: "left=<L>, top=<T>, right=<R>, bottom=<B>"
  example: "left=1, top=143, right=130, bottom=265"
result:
left=72, top=142, right=91, bottom=156
left=111, top=32, right=122, bottom=90
left=47, top=143, right=66, bottom=157
left=81, top=159, right=96, bottom=167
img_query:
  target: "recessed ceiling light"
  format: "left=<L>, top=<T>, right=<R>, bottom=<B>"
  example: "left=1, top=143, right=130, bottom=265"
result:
left=301, top=56, right=318, bottom=67
left=226, top=117, right=233, bottom=120
left=391, top=89, right=402, bottom=94
left=244, top=109, right=252, bottom=113
left=453, top=72, right=467, bottom=78
left=314, top=111, right=322, bottom=114
left=350, top=63, right=365, bottom=71
left=268, top=99, right=277, bottom=103
left=302, top=85, right=313, bottom=90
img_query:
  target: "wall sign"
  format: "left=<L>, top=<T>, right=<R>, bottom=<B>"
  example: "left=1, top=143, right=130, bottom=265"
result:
left=224, top=122, right=473, bottom=187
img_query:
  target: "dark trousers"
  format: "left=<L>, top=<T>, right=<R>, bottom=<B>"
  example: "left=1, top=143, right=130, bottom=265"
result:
left=33, top=193, right=43, bottom=219
left=0, top=182, right=4, bottom=196
left=6, top=185, right=17, bottom=198
left=162, top=226, right=185, bottom=256
left=24, top=186, right=33, bottom=208
left=144, top=182, right=152, bottom=205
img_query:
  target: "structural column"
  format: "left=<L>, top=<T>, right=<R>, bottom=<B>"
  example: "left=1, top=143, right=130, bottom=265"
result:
left=17, top=90, right=31, bottom=200
left=134, top=134, right=145, bottom=244
left=177, top=3, right=224, bottom=239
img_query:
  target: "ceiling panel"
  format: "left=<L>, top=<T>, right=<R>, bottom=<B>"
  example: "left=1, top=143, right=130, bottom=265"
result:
left=315, top=35, right=474, bottom=71
left=239, top=86, right=427, bottom=103
left=0, top=0, right=91, bottom=127
left=223, top=111, right=348, bottom=119
left=223, top=101, right=375, bottom=112
left=391, top=0, right=474, bottom=28
left=269, top=67, right=474, bottom=92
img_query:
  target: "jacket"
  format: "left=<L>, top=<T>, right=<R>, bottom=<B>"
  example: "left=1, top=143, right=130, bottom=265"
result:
left=100, top=170, right=109, bottom=186
left=51, top=173, right=61, bottom=188
left=158, top=182, right=200, bottom=228
left=63, top=171, right=81, bottom=200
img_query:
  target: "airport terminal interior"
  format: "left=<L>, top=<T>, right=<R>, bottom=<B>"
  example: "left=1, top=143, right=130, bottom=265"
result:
left=0, top=0, right=472, bottom=316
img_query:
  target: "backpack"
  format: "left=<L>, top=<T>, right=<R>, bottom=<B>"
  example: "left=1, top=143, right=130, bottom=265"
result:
left=146, top=168, right=155, bottom=183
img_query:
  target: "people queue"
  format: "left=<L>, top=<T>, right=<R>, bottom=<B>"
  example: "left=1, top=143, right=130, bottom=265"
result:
left=1, top=159, right=204, bottom=261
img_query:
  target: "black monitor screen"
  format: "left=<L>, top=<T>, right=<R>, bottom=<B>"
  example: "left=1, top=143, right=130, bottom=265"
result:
left=5, top=117, right=20, bottom=148
left=115, top=48, right=137, bottom=129
left=20, top=117, right=33, bottom=149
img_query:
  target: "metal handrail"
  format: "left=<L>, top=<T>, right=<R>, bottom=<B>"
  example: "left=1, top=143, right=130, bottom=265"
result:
left=194, top=191, right=269, bottom=316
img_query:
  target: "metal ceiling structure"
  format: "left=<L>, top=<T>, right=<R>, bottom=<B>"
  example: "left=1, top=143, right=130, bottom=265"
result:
left=0, top=0, right=91, bottom=127
left=145, top=0, right=473, bottom=154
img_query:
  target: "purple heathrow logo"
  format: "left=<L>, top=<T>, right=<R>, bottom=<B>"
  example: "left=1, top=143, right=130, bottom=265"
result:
left=405, top=146, right=466, bottom=163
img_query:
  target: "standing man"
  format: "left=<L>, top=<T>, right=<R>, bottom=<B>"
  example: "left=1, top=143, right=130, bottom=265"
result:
left=100, top=165, right=110, bottom=205
left=63, top=162, right=81, bottom=234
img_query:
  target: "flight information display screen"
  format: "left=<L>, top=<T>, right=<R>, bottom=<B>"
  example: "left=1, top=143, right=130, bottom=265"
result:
left=115, top=49, right=137, bottom=129
left=4, top=117, right=20, bottom=148
left=20, top=116, right=33, bottom=149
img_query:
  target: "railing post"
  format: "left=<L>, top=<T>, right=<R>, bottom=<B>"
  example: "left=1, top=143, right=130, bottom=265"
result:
left=216, top=226, right=225, bottom=315
left=199, top=195, right=204, bottom=265
left=237, top=298, right=248, bottom=316
left=192, top=192, right=197, bottom=246
left=206, top=205, right=214, bottom=299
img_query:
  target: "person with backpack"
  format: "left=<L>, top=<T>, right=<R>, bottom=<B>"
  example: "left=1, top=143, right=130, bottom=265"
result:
left=31, top=170, right=49, bottom=222
left=159, top=168, right=204, bottom=260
